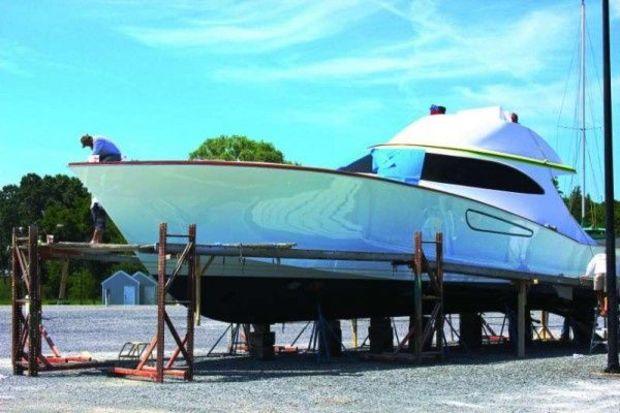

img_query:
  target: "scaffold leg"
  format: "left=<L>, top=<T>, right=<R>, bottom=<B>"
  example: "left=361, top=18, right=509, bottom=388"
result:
left=110, top=223, right=197, bottom=382
left=11, top=225, right=106, bottom=376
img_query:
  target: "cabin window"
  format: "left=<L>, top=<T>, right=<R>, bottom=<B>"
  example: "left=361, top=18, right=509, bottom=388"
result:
left=466, top=209, right=534, bottom=237
left=421, top=153, right=544, bottom=194
left=371, top=148, right=426, bottom=184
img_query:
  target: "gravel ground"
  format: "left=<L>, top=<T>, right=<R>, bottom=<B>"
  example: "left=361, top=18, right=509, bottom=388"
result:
left=0, top=305, right=619, bottom=413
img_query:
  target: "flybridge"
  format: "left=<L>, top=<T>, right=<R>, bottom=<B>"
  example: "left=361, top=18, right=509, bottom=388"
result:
left=381, top=106, right=571, bottom=172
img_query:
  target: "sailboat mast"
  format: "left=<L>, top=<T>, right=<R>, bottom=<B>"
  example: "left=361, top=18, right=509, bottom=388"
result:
left=580, top=0, right=587, bottom=223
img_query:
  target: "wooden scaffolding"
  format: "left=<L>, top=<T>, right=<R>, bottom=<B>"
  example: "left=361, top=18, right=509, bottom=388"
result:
left=11, top=226, right=106, bottom=376
left=10, top=220, right=588, bottom=381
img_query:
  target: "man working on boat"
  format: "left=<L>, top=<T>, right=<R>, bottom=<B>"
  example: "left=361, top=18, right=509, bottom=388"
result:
left=80, top=134, right=122, bottom=162
left=583, top=253, right=608, bottom=316
left=80, top=134, right=122, bottom=243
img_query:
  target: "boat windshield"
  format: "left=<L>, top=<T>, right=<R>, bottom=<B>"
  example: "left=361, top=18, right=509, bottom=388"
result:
left=371, top=147, right=426, bottom=184
left=371, top=147, right=544, bottom=194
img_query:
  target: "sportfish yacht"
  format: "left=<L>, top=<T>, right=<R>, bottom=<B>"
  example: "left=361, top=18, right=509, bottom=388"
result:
left=70, top=107, right=600, bottom=323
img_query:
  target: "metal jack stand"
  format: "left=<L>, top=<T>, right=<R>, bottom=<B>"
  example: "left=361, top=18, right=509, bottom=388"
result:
left=590, top=307, right=620, bottom=353
left=111, top=223, right=197, bottom=382
left=204, top=323, right=248, bottom=356
left=442, top=314, right=469, bottom=354
left=306, top=304, right=344, bottom=361
left=11, top=226, right=104, bottom=376
left=362, top=232, right=444, bottom=362
left=228, top=323, right=250, bottom=354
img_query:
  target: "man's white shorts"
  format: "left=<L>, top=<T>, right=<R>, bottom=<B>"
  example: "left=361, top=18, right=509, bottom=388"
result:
left=594, top=273, right=606, bottom=292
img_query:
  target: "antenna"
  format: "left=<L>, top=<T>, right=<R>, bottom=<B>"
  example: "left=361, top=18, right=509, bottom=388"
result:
left=580, top=0, right=586, bottom=223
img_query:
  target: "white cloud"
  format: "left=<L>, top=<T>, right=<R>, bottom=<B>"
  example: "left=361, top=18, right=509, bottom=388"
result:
left=449, top=82, right=576, bottom=155
left=0, top=40, right=79, bottom=77
left=111, top=0, right=599, bottom=147
left=213, top=1, right=577, bottom=84
left=452, top=82, right=567, bottom=120
left=213, top=56, right=411, bottom=82
left=121, top=0, right=381, bottom=52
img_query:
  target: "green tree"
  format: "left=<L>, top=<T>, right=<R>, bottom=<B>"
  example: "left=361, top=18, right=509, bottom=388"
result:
left=562, top=185, right=620, bottom=235
left=68, top=268, right=97, bottom=304
left=0, top=172, right=143, bottom=303
left=189, top=135, right=290, bottom=163
left=0, top=184, right=20, bottom=271
left=0, top=278, right=10, bottom=304
left=565, top=186, right=583, bottom=222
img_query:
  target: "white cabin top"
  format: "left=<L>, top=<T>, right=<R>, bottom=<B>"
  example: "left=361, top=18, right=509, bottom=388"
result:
left=374, top=107, right=574, bottom=174
left=366, top=106, right=593, bottom=245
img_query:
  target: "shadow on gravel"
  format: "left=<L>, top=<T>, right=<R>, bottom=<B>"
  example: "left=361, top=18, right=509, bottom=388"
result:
left=192, top=342, right=591, bottom=383
left=7, top=343, right=591, bottom=383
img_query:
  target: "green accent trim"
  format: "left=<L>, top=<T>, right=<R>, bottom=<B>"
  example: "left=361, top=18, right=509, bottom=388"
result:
left=371, top=143, right=576, bottom=173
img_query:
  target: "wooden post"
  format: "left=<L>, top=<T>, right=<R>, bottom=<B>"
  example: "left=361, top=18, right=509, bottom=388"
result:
left=186, top=224, right=196, bottom=381
left=27, top=225, right=40, bottom=376
left=413, top=232, right=423, bottom=358
left=435, top=233, right=444, bottom=355
left=517, top=280, right=527, bottom=359
left=351, top=319, right=358, bottom=348
left=541, top=311, right=549, bottom=341
left=156, top=223, right=167, bottom=383
left=195, top=255, right=201, bottom=326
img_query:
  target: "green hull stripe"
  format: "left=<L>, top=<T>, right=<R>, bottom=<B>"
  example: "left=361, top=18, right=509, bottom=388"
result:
left=371, top=143, right=575, bottom=173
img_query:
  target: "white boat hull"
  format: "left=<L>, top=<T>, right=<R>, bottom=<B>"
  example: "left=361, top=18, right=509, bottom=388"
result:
left=70, top=161, right=597, bottom=279
left=70, top=161, right=600, bottom=322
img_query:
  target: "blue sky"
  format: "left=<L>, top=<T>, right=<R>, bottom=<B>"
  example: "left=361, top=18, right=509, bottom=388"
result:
left=1, top=0, right=620, bottom=199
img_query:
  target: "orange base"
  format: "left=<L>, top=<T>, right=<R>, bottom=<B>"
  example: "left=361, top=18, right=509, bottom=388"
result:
left=110, top=366, right=189, bottom=381
left=274, top=345, right=299, bottom=354
left=17, top=355, right=106, bottom=372
left=484, top=335, right=508, bottom=344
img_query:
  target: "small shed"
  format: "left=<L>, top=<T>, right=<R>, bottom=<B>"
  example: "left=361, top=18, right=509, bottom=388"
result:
left=132, top=271, right=157, bottom=305
left=101, top=271, right=140, bottom=305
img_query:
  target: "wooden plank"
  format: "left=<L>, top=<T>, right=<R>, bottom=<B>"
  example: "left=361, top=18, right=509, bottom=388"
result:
left=41, top=249, right=142, bottom=264
left=42, top=242, right=146, bottom=252
left=183, top=244, right=582, bottom=287
left=36, top=240, right=585, bottom=287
